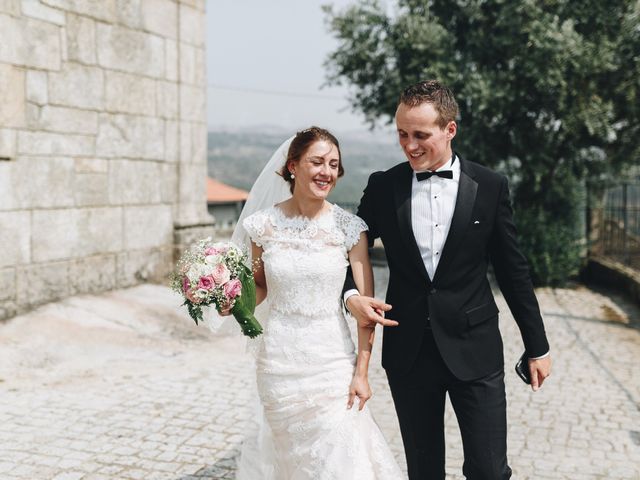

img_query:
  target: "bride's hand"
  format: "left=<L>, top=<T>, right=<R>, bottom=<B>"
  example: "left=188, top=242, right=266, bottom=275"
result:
left=348, top=375, right=372, bottom=411
left=218, top=300, right=233, bottom=316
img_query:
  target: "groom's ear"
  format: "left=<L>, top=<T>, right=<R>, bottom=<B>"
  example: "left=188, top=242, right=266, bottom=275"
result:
left=446, top=121, right=457, bottom=139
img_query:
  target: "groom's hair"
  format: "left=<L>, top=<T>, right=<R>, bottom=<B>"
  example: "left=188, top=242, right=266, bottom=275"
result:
left=399, top=80, right=459, bottom=129
left=280, top=127, right=344, bottom=193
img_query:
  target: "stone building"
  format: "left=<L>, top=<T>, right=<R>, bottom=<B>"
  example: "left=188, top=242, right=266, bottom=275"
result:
left=0, top=0, right=212, bottom=320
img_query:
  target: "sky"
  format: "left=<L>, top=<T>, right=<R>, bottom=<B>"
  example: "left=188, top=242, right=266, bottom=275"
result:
left=205, top=0, right=393, bottom=135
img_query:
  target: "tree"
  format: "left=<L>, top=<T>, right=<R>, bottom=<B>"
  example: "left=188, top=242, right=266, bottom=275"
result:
left=324, top=0, right=640, bottom=286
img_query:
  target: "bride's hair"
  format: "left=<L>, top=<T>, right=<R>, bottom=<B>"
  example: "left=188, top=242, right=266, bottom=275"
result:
left=279, top=126, right=344, bottom=193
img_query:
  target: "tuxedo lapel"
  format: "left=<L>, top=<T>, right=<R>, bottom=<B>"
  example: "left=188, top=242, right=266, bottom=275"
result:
left=432, top=158, right=478, bottom=284
left=393, top=163, right=431, bottom=283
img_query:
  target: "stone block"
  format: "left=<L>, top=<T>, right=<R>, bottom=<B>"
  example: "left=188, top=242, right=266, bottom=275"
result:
left=173, top=222, right=214, bottom=257
left=18, top=131, right=95, bottom=156
left=66, top=13, right=96, bottom=64
left=0, top=14, right=60, bottom=69
left=116, top=246, right=172, bottom=287
left=31, top=208, right=80, bottom=261
left=0, top=211, right=31, bottom=267
left=26, top=69, right=48, bottom=104
left=159, top=163, right=177, bottom=204
left=96, top=113, right=164, bottom=160
left=123, top=205, right=173, bottom=250
left=190, top=121, right=207, bottom=164
left=0, top=268, right=15, bottom=302
left=0, top=63, right=25, bottom=128
left=165, top=38, right=177, bottom=81
left=179, top=120, right=191, bottom=162
left=68, top=254, right=117, bottom=295
left=142, top=0, right=177, bottom=39
left=77, top=207, right=123, bottom=256
left=96, top=23, right=164, bottom=78
left=48, top=62, right=104, bottom=109
left=0, top=0, right=20, bottom=15
left=156, top=80, right=178, bottom=119
left=74, top=172, right=109, bottom=206
left=0, top=162, right=15, bottom=210
left=17, top=260, right=69, bottom=308
left=179, top=84, right=205, bottom=122
left=179, top=43, right=205, bottom=86
left=32, top=207, right=123, bottom=261
left=115, top=0, right=141, bottom=29
left=0, top=300, right=17, bottom=320
left=74, top=157, right=108, bottom=173
left=26, top=104, right=98, bottom=135
left=178, top=3, right=204, bottom=47
left=11, top=156, right=75, bottom=208
left=22, top=16, right=62, bottom=70
left=108, top=159, right=162, bottom=205
left=21, top=0, right=66, bottom=25
left=0, top=128, right=16, bottom=158
left=105, top=71, right=156, bottom=116
left=42, top=0, right=116, bottom=23
left=164, top=120, right=178, bottom=162
left=178, top=120, right=206, bottom=164
left=177, top=161, right=206, bottom=204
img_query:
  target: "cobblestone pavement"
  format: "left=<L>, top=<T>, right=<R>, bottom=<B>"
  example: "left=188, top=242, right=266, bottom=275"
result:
left=1, top=274, right=639, bottom=479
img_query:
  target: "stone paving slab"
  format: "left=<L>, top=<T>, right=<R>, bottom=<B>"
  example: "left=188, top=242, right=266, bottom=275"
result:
left=0, top=274, right=639, bottom=479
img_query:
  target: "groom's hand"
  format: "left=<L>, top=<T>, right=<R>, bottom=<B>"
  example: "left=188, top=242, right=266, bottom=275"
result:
left=346, top=295, right=396, bottom=328
left=529, top=355, right=552, bottom=391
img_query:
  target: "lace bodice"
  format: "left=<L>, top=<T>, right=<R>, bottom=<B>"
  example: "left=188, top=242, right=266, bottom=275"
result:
left=243, top=204, right=367, bottom=317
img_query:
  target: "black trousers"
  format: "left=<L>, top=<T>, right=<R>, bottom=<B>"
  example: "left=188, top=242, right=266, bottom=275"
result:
left=387, top=328, right=512, bottom=480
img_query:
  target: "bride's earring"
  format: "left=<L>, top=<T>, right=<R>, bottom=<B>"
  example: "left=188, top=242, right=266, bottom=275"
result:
left=290, top=172, right=295, bottom=179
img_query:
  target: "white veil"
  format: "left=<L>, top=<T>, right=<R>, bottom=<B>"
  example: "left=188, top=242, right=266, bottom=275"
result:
left=231, top=135, right=294, bottom=254
left=203, top=135, right=294, bottom=339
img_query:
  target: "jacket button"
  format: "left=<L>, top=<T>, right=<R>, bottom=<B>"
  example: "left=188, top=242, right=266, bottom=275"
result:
left=429, top=288, right=437, bottom=294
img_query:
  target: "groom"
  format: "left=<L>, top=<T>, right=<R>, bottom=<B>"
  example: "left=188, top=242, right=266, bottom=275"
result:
left=344, top=80, right=551, bottom=479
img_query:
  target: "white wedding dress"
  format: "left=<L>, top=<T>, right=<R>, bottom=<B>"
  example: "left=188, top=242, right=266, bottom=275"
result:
left=235, top=203, right=402, bottom=480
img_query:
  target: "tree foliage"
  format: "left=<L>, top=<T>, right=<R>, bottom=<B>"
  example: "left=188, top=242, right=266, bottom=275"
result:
left=324, top=0, right=640, bottom=285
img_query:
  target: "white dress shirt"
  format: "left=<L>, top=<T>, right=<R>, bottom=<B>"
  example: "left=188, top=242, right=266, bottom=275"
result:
left=411, top=155, right=459, bottom=279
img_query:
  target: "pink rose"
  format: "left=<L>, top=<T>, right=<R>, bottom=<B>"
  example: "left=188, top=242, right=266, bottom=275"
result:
left=211, top=263, right=231, bottom=286
left=223, top=278, right=242, bottom=299
left=197, top=275, right=216, bottom=291
left=182, top=276, right=190, bottom=293
left=205, top=244, right=227, bottom=256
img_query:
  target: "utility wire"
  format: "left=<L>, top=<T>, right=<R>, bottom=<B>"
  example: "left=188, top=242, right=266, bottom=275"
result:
left=207, top=83, right=345, bottom=101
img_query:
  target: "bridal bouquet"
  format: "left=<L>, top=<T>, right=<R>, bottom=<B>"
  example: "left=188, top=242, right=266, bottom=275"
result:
left=171, top=238, right=263, bottom=338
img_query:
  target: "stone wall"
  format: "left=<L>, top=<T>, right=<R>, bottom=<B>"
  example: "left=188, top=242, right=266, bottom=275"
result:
left=0, top=0, right=213, bottom=320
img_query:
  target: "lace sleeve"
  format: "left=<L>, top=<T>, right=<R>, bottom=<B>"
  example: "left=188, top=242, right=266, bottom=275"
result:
left=242, top=210, right=269, bottom=247
left=336, top=208, right=368, bottom=251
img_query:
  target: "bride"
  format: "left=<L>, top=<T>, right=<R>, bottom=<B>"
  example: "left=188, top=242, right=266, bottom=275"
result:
left=229, top=127, right=402, bottom=479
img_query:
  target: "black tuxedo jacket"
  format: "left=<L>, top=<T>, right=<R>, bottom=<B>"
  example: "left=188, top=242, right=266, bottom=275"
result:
left=347, top=155, right=549, bottom=381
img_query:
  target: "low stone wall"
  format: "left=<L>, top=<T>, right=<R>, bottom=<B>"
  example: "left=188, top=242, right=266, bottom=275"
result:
left=582, top=255, right=640, bottom=305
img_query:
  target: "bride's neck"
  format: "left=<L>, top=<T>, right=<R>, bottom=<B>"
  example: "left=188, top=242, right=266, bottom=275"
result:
left=286, top=195, right=328, bottom=219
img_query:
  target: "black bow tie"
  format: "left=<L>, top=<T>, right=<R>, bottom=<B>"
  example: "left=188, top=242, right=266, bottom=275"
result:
left=416, top=170, right=453, bottom=181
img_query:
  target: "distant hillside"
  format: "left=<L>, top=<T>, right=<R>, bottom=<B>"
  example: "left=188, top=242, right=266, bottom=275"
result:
left=207, top=129, right=405, bottom=205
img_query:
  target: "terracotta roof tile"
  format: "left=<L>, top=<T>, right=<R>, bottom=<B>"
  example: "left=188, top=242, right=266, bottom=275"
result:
left=207, top=177, right=249, bottom=203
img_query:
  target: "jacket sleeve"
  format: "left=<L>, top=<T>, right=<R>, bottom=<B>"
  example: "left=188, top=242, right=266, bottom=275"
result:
left=342, top=171, right=383, bottom=295
left=489, top=175, right=550, bottom=357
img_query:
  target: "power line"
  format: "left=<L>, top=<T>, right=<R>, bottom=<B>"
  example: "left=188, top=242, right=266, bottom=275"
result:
left=207, top=83, right=346, bottom=101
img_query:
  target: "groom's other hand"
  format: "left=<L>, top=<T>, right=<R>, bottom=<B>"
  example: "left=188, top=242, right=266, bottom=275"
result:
left=346, top=295, right=397, bottom=328
left=529, top=355, right=552, bottom=391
